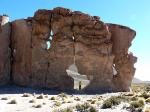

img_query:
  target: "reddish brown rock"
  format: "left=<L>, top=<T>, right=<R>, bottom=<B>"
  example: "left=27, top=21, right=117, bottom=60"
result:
left=0, top=15, right=11, bottom=85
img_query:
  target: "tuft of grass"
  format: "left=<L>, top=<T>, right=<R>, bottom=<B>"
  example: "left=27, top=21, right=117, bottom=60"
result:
left=45, top=94, right=48, bottom=98
left=130, top=99, right=145, bottom=108
left=50, top=96, right=55, bottom=100
left=29, top=99, right=36, bottom=103
left=124, top=92, right=135, bottom=96
left=22, top=93, right=31, bottom=97
left=74, top=97, right=80, bottom=101
left=36, top=94, right=44, bottom=99
left=138, top=99, right=145, bottom=105
left=101, top=96, right=128, bottom=109
left=146, top=98, right=150, bottom=103
left=32, top=104, right=42, bottom=108
left=55, top=101, right=61, bottom=107
left=130, top=96, right=138, bottom=101
left=145, top=86, right=150, bottom=92
left=91, top=100, right=96, bottom=104
left=76, top=103, right=90, bottom=111
left=140, top=92, right=150, bottom=99
left=43, top=102, right=46, bottom=105
left=1, top=97, right=8, bottom=100
left=58, top=92, right=67, bottom=98
left=76, top=103, right=97, bottom=112
left=89, top=106, right=98, bottom=112
left=8, top=99, right=17, bottom=104
left=67, top=100, right=72, bottom=103
left=61, top=108, right=73, bottom=112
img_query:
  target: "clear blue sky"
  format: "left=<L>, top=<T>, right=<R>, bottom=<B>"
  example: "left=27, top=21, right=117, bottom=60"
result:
left=0, top=0, right=150, bottom=81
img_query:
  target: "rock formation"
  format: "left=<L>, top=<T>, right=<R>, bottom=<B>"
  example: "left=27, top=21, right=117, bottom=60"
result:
left=0, top=7, right=137, bottom=92
left=0, top=15, right=11, bottom=85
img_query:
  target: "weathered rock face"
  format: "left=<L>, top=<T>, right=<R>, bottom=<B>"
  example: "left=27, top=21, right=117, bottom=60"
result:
left=0, top=15, right=11, bottom=85
left=0, top=7, right=137, bottom=92
left=108, top=24, right=137, bottom=91
left=11, top=19, right=32, bottom=86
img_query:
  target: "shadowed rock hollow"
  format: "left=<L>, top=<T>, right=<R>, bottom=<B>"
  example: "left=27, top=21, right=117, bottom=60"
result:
left=0, top=7, right=137, bottom=93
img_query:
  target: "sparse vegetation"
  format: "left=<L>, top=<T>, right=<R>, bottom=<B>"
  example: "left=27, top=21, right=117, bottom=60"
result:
left=91, top=100, right=96, bottom=104
left=89, top=106, right=98, bottom=112
left=45, top=94, right=48, bottom=98
left=58, top=92, right=67, bottom=98
left=55, top=101, right=61, bottom=107
left=1, top=97, right=8, bottom=100
left=74, top=97, right=80, bottom=101
left=36, top=94, right=44, bottom=99
left=32, top=104, right=42, bottom=108
left=132, top=83, right=150, bottom=93
left=8, top=99, right=17, bottom=104
left=76, top=103, right=98, bottom=112
left=0, top=83, right=149, bottom=112
left=29, top=99, right=36, bottom=103
left=146, top=98, right=150, bottom=103
left=101, top=96, right=128, bottom=109
left=22, top=93, right=31, bottom=97
left=131, top=96, right=138, bottom=101
left=50, top=96, right=55, bottom=100
left=124, top=92, right=135, bottom=96
left=145, top=86, right=150, bottom=92
left=61, top=108, right=73, bottom=112
left=130, top=99, right=145, bottom=108
left=76, top=103, right=90, bottom=111
left=67, top=100, right=72, bottom=103
left=140, top=92, right=150, bottom=99
left=43, top=102, right=46, bottom=105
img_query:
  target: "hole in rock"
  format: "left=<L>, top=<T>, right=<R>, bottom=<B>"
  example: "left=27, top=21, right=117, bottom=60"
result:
left=112, top=64, right=117, bottom=76
left=46, top=41, right=50, bottom=50
left=13, top=49, right=16, bottom=54
left=66, top=63, right=90, bottom=90
left=46, top=30, right=53, bottom=50
left=72, top=36, right=75, bottom=41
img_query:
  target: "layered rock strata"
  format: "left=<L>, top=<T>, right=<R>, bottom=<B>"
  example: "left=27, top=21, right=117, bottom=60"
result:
left=0, top=7, right=137, bottom=92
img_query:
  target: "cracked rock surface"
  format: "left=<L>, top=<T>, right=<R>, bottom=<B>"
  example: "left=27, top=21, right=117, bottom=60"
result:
left=0, top=7, right=137, bottom=93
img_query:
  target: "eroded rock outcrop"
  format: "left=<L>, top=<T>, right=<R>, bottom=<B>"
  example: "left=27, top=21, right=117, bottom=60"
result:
left=11, top=19, right=32, bottom=86
left=0, top=7, right=137, bottom=92
left=108, top=24, right=137, bottom=91
left=0, top=15, right=11, bottom=85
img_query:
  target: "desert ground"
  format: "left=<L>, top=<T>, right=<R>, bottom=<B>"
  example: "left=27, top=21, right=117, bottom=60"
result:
left=0, top=83, right=149, bottom=112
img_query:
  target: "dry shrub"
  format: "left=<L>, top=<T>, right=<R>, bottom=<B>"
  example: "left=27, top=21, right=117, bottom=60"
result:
left=22, top=93, right=31, bottom=97
left=32, top=104, right=42, bottom=108
left=36, top=94, right=44, bottom=99
left=8, top=99, right=17, bottom=104
left=29, top=99, right=36, bottom=103
left=101, top=96, right=129, bottom=109
left=55, top=101, right=61, bottom=107
left=1, top=97, right=8, bottom=100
